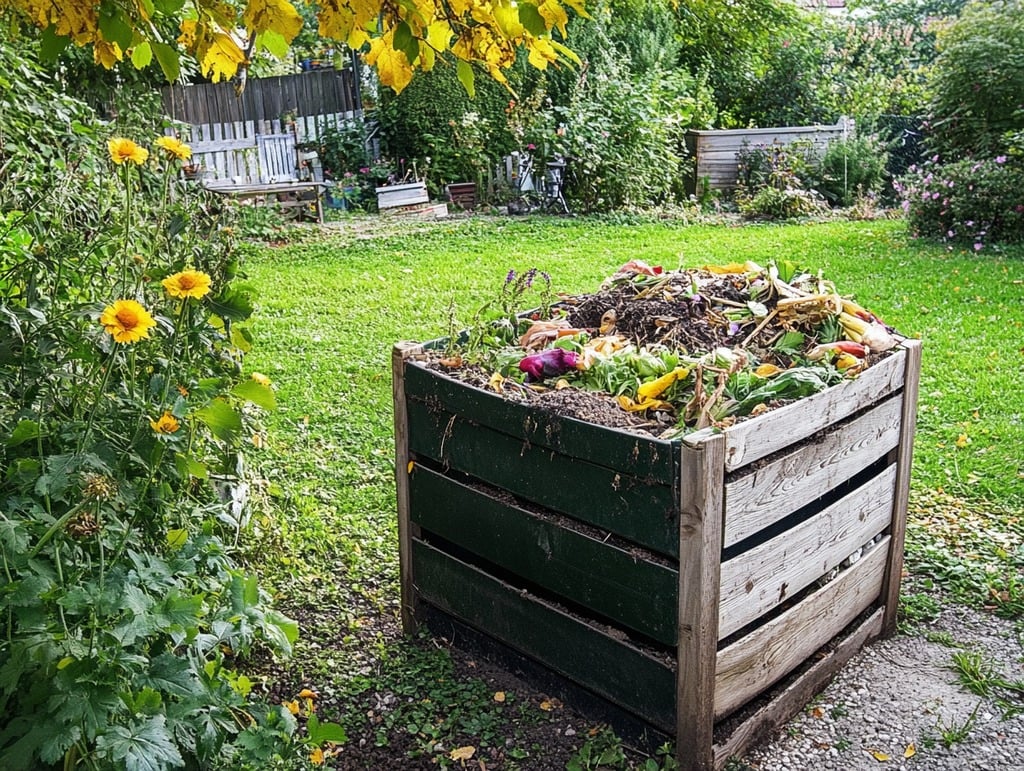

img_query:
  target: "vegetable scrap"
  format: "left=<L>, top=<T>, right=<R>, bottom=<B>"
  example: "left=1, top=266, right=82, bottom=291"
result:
left=436, top=260, right=905, bottom=439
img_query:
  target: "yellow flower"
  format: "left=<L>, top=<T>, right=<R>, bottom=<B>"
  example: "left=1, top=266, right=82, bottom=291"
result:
left=283, top=700, right=300, bottom=715
left=250, top=372, right=271, bottom=386
left=108, top=137, right=149, bottom=166
left=162, top=269, right=212, bottom=300
left=154, top=136, right=192, bottom=161
left=150, top=412, right=180, bottom=434
left=99, top=299, right=156, bottom=344
left=298, top=688, right=317, bottom=699
left=309, top=747, right=324, bottom=766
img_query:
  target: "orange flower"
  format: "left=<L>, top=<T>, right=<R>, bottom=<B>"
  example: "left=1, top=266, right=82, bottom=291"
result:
left=309, top=747, right=325, bottom=765
left=108, top=137, right=149, bottom=166
left=162, top=269, right=212, bottom=300
left=150, top=412, right=180, bottom=434
left=99, top=299, right=156, bottom=344
left=154, top=136, right=192, bottom=161
left=283, top=700, right=300, bottom=715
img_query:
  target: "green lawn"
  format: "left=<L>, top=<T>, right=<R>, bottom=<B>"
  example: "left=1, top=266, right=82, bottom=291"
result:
left=238, top=215, right=1024, bottom=764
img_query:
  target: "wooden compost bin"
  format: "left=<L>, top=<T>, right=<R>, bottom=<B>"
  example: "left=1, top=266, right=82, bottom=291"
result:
left=392, top=339, right=921, bottom=771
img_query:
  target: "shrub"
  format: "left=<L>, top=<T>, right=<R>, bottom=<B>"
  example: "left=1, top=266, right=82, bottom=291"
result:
left=808, top=134, right=891, bottom=207
left=898, top=154, right=1024, bottom=247
left=1, top=44, right=339, bottom=769
left=734, top=139, right=829, bottom=219
left=924, top=0, right=1024, bottom=159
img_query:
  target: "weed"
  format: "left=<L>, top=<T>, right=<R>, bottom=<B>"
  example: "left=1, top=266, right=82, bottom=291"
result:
left=830, top=703, right=849, bottom=720
left=935, top=701, right=982, bottom=748
left=925, top=630, right=960, bottom=647
left=950, top=651, right=1024, bottom=718
left=899, top=592, right=943, bottom=628
left=566, top=727, right=626, bottom=770
left=835, top=737, right=852, bottom=752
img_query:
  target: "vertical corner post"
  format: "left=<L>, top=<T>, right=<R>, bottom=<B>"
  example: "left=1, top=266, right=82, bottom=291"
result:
left=881, top=339, right=922, bottom=636
left=677, top=432, right=726, bottom=771
left=393, top=342, right=422, bottom=634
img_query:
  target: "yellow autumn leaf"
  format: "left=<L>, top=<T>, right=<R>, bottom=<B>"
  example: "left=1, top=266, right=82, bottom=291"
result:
left=527, top=36, right=558, bottom=69
left=243, top=0, right=303, bottom=42
left=904, top=743, right=916, bottom=759
left=869, top=749, right=891, bottom=761
left=366, top=35, right=414, bottom=93
left=93, top=40, right=123, bottom=68
left=956, top=433, right=970, bottom=448
left=449, top=745, right=476, bottom=761
left=562, top=0, right=589, bottom=16
left=754, top=363, right=783, bottom=378
left=201, top=31, right=247, bottom=82
left=493, top=0, right=525, bottom=38
left=538, top=0, right=569, bottom=36
left=703, top=263, right=749, bottom=275
left=426, top=19, right=453, bottom=51
left=488, top=371, right=505, bottom=393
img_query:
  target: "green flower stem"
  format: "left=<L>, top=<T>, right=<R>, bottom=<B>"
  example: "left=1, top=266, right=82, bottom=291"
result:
left=160, top=300, right=190, bottom=404
left=27, top=499, right=89, bottom=560
left=119, top=164, right=134, bottom=296
left=52, top=541, right=71, bottom=639
left=75, top=346, right=118, bottom=457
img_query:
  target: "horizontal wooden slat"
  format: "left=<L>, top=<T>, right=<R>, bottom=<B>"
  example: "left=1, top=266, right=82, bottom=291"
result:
left=723, top=395, right=903, bottom=548
left=410, top=466, right=680, bottom=645
left=715, top=347, right=907, bottom=472
left=714, top=538, right=888, bottom=719
left=718, top=464, right=896, bottom=639
left=412, top=539, right=677, bottom=732
left=407, top=400, right=680, bottom=557
left=404, top=361, right=677, bottom=483
left=712, top=608, right=884, bottom=768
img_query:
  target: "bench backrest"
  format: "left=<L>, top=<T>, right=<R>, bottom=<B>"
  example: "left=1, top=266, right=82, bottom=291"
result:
left=188, top=131, right=299, bottom=185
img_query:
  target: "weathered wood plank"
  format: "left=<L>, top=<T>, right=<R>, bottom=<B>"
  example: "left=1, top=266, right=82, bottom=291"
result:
left=413, top=539, right=678, bottom=732
left=723, top=395, right=903, bottom=548
left=393, top=342, right=424, bottom=633
left=714, top=538, right=888, bottom=719
left=677, top=433, right=725, bottom=771
left=713, top=608, right=884, bottom=769
left=410, top=464, right=680, bottom=645
left=882, top=339, right=922, bottom=635
left=406, top=399, right=681, bottom=558
left=718, top=464, right=896, bottom=639
left=719, top=347, right=907, bottom=472
left=403, top=361, right=677, bottom=483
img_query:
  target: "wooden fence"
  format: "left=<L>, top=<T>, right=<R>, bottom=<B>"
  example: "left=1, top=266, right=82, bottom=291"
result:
left=684, top=117, right=854, bottom=194
left=160, top=68, right=363, bottom=182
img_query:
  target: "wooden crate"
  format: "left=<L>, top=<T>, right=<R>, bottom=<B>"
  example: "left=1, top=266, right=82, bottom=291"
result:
left=392, top=340, right=921, bottom=770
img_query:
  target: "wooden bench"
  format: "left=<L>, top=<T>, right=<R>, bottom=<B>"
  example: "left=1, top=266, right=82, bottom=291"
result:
left=189, top=131, right=326, bottom=223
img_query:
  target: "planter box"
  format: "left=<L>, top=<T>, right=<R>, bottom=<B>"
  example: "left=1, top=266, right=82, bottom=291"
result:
left=392, top=340, right=921, bottom=770
left=376, top=181, right=429, bottom=209
left=445, top=182, right=478, bottom=209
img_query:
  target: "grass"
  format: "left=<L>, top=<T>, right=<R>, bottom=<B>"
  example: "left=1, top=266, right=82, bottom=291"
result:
left=237, top=215, right=1024, bottom=764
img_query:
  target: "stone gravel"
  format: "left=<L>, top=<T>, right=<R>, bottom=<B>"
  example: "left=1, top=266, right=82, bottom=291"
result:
left=740, top=601, right=1024, bottom=770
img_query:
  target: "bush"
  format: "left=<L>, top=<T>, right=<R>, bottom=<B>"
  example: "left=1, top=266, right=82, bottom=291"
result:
left=1, top=44, right=339, bottom=769
left=924, top=0, right=1024, bottom=159
left=808, top=134, right=891, bottom=207
left=898, top=154, right=1024, bottom=247
left=734, top=138, right=829, bottom=219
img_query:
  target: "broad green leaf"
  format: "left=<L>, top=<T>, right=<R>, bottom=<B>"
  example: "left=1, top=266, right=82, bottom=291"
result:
left=243, top=574, right=259, bottom=607
left=139, top=653, right=201, bottom=698
left=208, top=285, right=256, bottom=322
left=194, top=399, right=242, bottom=441
left=456, top=59, right=475, bottom=99
left=98, top=10, right=133, bottom=50
left=95, top=715, right=185, bottom=771
left=174, top=452, right=208, bottom=480
left=257, top=29, right=289, bottom=60
left=7, top=419, right=40, bottom=446
left=151, top=42, right=180, bottom=82
left=518, top=3, right=548, bottom=36
left=230, top=379, right=277, bottom=410
left=166, top=529, right=188, bottom=550
left=393, top=21, right=420, bottom=64
left=131, top=41, right=153, bottom=69
left=307, top=713, right=348, bottom=745
left=39, top=27, right=70, bottom=62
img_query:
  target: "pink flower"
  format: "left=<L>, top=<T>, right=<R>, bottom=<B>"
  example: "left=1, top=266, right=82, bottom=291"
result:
left=974, top=242, right=983, bottom=251
left=527, top=143, right=536, bottom=151
left=947, top=230, right=955, bottom=238
left=901, top=200, right=911, bottom=212
left=995, top=155, right=1007, bottom=164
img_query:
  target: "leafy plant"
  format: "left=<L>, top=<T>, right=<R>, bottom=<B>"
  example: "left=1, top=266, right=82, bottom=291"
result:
left=808, top=134, right=891, bottom=207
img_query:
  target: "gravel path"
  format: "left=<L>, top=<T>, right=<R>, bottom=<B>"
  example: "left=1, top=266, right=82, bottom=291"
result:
left=740, top=602, right=1024, bottom=770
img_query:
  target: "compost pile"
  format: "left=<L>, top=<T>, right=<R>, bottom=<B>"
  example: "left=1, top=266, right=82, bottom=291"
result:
left=431, top=260, right=904, bottom=439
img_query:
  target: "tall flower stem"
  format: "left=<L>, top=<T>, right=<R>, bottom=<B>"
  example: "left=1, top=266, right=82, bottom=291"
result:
left=119, top=165, right=135, bottom=297
left=75, top=347, right=118, bottom=457
left=160, top=301, right=191, bottom=404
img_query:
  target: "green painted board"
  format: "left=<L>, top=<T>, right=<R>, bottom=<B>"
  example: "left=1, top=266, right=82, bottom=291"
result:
left=407, top=399, right=680, bottom=558
left=410, top=465, right=679, bottom=646
left=413, top=539, right=678, bottom=732
left=403, top=361, right=677, bottom=484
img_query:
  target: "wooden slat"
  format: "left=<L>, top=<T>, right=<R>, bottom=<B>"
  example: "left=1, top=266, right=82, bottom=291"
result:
left=403, top=361, right=677, bottom=483
left=406, top=401, right=681, bottom=558
left=413, top=539, right=678, bottom=732
left=716, top=347, right=907, bottom=471
left=410, top=465, right=680, bottom=645
left=676, top=432, right=725, bottom=771
left=723, top=395, right=903, bottom=548
left=882, top=339, right=922, bottom=635
left=718, top=464, right=896, bottom=639
left=393, top=342, right=424, bottom=632
left=714, top=538, right=888, bottom=719
left=712, top=608, right=884, bottom=769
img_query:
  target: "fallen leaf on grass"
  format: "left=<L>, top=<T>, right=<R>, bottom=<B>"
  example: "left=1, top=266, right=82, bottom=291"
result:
left=904, top=743, right=916, bottom=758
left=450, top=746, right=476, bottom=761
